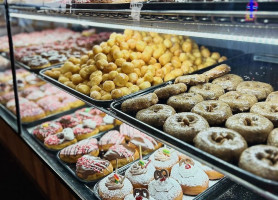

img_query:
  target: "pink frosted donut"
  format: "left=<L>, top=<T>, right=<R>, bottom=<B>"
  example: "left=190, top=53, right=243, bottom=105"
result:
left=99, top=130, right=125, bottom=151
left=119, top=123, right=142, bottom=140
left=33, top=121, right=63, bottom=141
left=58, top=115, right=81, bottom=128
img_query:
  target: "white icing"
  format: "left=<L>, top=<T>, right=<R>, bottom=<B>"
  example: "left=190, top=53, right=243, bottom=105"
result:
left=124, top=194, right=155, bottom=200
left=193, top=160, right=212, bottom=172
left=149, top=148, right=179, bottom=169
left=103, top=115, right=115, bottom=124
left=74, top=124, right=83, bottom=129
left=25, top=74, right=39, bottom=84
left=63, top=128, right=75, bottom=140
left=83, top=119, right=97, bottom=129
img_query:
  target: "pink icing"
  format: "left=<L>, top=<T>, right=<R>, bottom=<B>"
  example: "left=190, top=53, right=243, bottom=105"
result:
left=60, top=138, right=98, bottom=156
left=44, top=134, right=61, bottom=145
left=58, top=115, right=81, bottom=128
left=120, top=123, right=142, bottom=138
left=92, top=115, right=103, bottom=126
left=76, top=155, right=110, bottom=172
left=99, top=130, right=125, bottom=145
left=33, top=122, right=62, bottom=138
left=109, top=144, right=133, bottom=157
left=73, top=127, right=94, bottom=136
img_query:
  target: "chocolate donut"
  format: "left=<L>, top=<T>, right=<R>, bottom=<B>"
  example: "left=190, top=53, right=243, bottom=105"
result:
left=193, top=127, right=247, bottom=162
left=202, top=64, right=231, bottom=80
left=236, top=81, right=274, bottom=101
left=219, top=91, right=257, bottom=112
left=154, top=83, right=187, bottom=99
left=268, top=128, right=278, bottom=147
left=189, top=83, right=224, bottom=100
left=212, top=74, right=243, bottom=91
left=191, top=100, right=232, bottom=125
left=250, top=102, right=278, bottom=126
left=167, top=93, right=204, bottom=112
left=239, top=145, right=278, bottom=181
left=266, top=91, right=278, bottom=103
left=225, top=113, right=274, bottom=144
left=174, top=74, right=208, bottom=86
left=163, top=113, right=209, bottom=142
left=136, top=104, right=176, bottom=127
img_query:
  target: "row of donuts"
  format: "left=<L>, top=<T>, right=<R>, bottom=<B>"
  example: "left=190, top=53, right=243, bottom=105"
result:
left=121, top=64, right=278, bottom=181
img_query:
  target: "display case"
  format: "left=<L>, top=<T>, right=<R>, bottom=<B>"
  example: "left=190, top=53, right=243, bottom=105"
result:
left=1, top=0, right=278, bottom=199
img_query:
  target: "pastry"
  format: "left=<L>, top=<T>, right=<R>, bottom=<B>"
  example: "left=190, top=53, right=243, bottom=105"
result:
left=0, top=91, right=14, bottom=104
left=174, top=74, right=208, bottom=86
left=6, top=97, right=29, bottom=110
left=58, top=115, right=81, bottom=128
left=25, top=74, right=45, bottom=86
left=163, top=113, right=209, bottom=143
left=250, top=102, right=278, bottom=127
left=266, top=91, right=278, bottom=103
left=219, top=91, right=257, bottom=112
left=225, top=113, right=274, bottom=144
left=136, top=104, right=176, bottom=127
left=193, top=127, right=247, bottom=162
left=191, top=100, right=232, bottom=125
left=76, top=155, right=113, bottom=181
left=236, top=81, right=274, bottom=101
left=62, top=96, right=85, bottom=109
left=124, top=188, right=155, bottom=200
left=202, top=64, right=231, bottom=80
left=212, top=74, right=243, bottom=91
left=99, top=130, right=126, bottom=151
left=98, top=114, right=116, bottom=132
left=167, top=93, right=204, bottom=112
left=33, top=121, right=63, bottom=141
left=121, top=93, right=159, bottom=113
left=73, top=119, right=99, bottom=141
left=239, top=145, right=278, bottom=181
left=189, top=83, right=224, bottom=100
left=119, top=123, right=142, bottom=141
left=37, top=96, right=69, bottom=116
left=26, top=91, right=46, bottom=102
left=194, top=160, right=224, bottom=180
left=60, top=137, right=99, bottom=163
left=267, top=128, right=278, bottom=147
left=16, top=101, right=46, bottom=123
left=0, top=82, right=11, bottom=96
left=103, top=144, right=139, bottom=169
left=20, top=86, right=40, bottom=97
left=153, top=83, right=187, bottom=100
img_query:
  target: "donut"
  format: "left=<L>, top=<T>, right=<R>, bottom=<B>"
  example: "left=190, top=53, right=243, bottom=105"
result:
left=26, top=91, right=46, bottom=102
left=28, top=58, right=50, bottom=69
left=193, top=160, right=224, bottom=180
left=24, top=74, right=45, bottom=86
left=189, top=83, right=224, bottom=100
left=16, top=102, right=46, bottom=123
left=33, top=121, right=63, bottom=141
left=212, top=74, right=243, bottom=91
left=59, top=138, right=99, bottom=163
left=136, top=104, right=176, bottom=127
left=73, top=119, right=99, bottom=141
left=219, top=91, right=257, bottom=112
left=37, top=96, right=69, bottom=116
left=48, top=54, right=67, bottom=64
left=153, top=83, right=187, bottom=99
left=250, top=102, right=278, bottom=127
left=170, top=159, right=209, bottom=195
left=6, top=97, right=29, bottom=111
left=20, top=86, right=40, bottom=97
left=62, top=96, right=85, bottom=109
left=103, top=144, right=139, bottom=169
left=125, top=159, right=156, bottom=189
left=202, top=64, right=231, bottom=80
left=74, top=107, right=105, bottom=121
left=266, top=91, right=278, bottom=103
left=236, top=81, right=274, bottom=101
left=0, top=91, right=14, bottom=104
left=98, top=173, right=133, bottom=200
left=99, top=114, right=115, bottom=132
left=193, top=127, right=247, bottom=162
left=58, top=115, right=81, bottom=128
left=239, top=145, right=278, bottom=181
left=174, top=74, right=208, bottom=86
left=99, top=130, right=126, bottom=151
left=124, top=189, right=155, bottom=200
left=44, top=128, right=77, bottom=150
left=163, top=113, right=209, bottom=143
left=76, top=155, right=113, bottom=181
left=119, top=123, right=142, bottom=141
left=191, top=100, right=232, bottom=125
left=149, top=147, right=179, bottom=173
left=0, top=82, right=11, bottom=96
left=121, top=93, right=158, bottom=113
left=267, top=128, right=278, bottom=147
left=167, top=93, right=204, bottom=112
left=225, top=113, right=274, bottom=144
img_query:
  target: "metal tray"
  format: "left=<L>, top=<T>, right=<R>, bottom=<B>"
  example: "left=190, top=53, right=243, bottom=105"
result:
left=15, top=60, right=62, bottom=74
left=110, top=54, right=278, bottom=199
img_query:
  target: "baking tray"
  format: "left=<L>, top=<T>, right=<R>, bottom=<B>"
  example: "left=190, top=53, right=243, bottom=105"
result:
left=15, top=60, right=62, bottom=74
left=110, top=54, right=278, bottom=199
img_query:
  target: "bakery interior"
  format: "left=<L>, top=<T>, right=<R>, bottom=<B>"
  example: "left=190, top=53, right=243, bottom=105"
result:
left=0, top=0, right=278, bottom=200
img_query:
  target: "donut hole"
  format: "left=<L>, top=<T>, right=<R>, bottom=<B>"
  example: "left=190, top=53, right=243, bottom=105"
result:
left=205, top=104, right=218, bottom=112
left=211, top=132, right=233, bottom=144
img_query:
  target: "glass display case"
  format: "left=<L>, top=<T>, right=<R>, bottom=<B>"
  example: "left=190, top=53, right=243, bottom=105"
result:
left=1, top=0, right=278, bottom=199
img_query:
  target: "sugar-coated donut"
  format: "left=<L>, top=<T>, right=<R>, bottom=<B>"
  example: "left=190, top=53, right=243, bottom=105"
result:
left=154, top=83, right=187, bottom=99
left=212, top=74, right=243, bottom=91
left=99, top=130, right=126, bottom=151
left=167, top=93, right=204, bottom=112
left=266, top=91, right=278, bottom=103
left=33, top=121, right=63, bottom=141
left=202, top=64, right=231, bottom=80
left=189, top=83, right=224, bottom=100
left=250, top=102, right=278, bottom=127
left=193, top=160, right=224, bottom=180
left=174, top=74, right=208, bottom=86
left=267, top=128, right=278, bottom=147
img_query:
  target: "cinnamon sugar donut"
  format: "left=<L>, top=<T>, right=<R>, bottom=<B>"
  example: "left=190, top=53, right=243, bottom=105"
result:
left=174, top=74, right=208, bottom=86
left=225, top=113, right=274, bottom=144
left=239, top=145, right=278, bottom=181
left=202, top=64, right=231, bottom=80
left=267, top=128, right=278, bottom=147
left=189, top=83, right=224, bottom=100
left=33, top=121, right=63, bottom=141
left=236, top=81, right=274, bottom=100
left=250, top=102, right=278, bottom=126
left=167, top=93, right=204, bottom=112
left=266, top=91, right=278, bottom=103
left=163, top=113, right=209, bottom=142
left=219, top=91, right=257, bottom=112
left=191, top=100, right=232, bottom=125
left=136, top=104, right=176, bottom=127
left=193, top=127, right=247, bottom=162
left=212, top=74, right=243, bottom=91
left=154, top=83, right=187, bottom=99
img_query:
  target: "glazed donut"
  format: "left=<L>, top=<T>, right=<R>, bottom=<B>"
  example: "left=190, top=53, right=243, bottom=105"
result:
left=191, top=100, right=232, bottom=125
left=189, top=83, right=224, bottom=100
left=236, top=81, right=274, bottom=101
left=193, top=127, right=247, bottom=162
left=267, top=128, right=278, bottom=147
left=119, top=123, right=142, bottom=141
left=225, top=113, right=274, bottom=144
left=219, top=91, right=257, bottom=112
left=154, top=83, right=187, bottom=99
left=202, top=64, right=231, bottom=80
left=167, top=93, right=204, bottom=112
left=136, top=104, right=176, bottom=127
left=174, top=74, right=208, bottom=86
left=250, top=102, right=278, bottom=127
left=266, top=91, right=278, bottom=103
left=33, top=121, right=63, bottom=141
left=163, top=113, right=209, bottom=142
left=121, top=93, right=158, bottom=113
left=212, top=74, right=243, bottom=91
left=239, top=145, right=278, bottom=181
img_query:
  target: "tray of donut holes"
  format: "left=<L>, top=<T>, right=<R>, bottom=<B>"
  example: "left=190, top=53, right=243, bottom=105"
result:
left=110, top=54, right=278, bottom=195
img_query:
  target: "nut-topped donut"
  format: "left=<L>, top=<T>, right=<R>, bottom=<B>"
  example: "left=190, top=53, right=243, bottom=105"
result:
left=189, top=83, right=224, bottom=100
left=136, top=104, right=176, bottom=127
left=266, top=91, right=278, bottom=103
left=225, top=113, right=274, bottom=144
left=193, top=127, right=247, bottom=162
left=154, top=83, right=187, bottom=99
left=163, top=113, right=209, bottom=142
left=167, top=93, right=204, bottom=112
left=191, top=100, right=232, bottom=125
left=239, top=145, right=278, bottom=181
left=202, top=64, right=231, bottom=80
left=236, top=81, right=274, bottom=101
left=219, top=91, right=257, bottom=112
left=250, top=102, right=278, bottom=126
left=212, top=74, right=243, bottom=91
left=174, top=74, right=208, bottom=86
left=268, top=128, right=278, bottom=147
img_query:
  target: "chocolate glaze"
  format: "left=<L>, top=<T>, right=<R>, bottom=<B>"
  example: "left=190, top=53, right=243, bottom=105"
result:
left=103, top=144, right=136, bottom=161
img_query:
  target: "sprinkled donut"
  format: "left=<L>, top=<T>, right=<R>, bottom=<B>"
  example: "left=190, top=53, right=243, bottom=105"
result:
left=58, top=115, right=81, bottom=128
left=37, top=96, right=68, bottom=116
left=154, top=83, right=187, bottom=100
left=250, top=102, right=278, bottom=127
left=212, top=74, right=243, bottom=91
left=119, top=123, right=142, bottom=141
left=26, top=91, right=46, bottom=101
left=189, top=83, right=224, bottom=100
left=17, top=101, right=46, bottom=123
left=167, top=93, right=204, bottom=112
left=99, top=130, right=126, bottom=151
left=73, top=119, right=99, bottom=141
left=33, top=121, right=63, bottom=141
